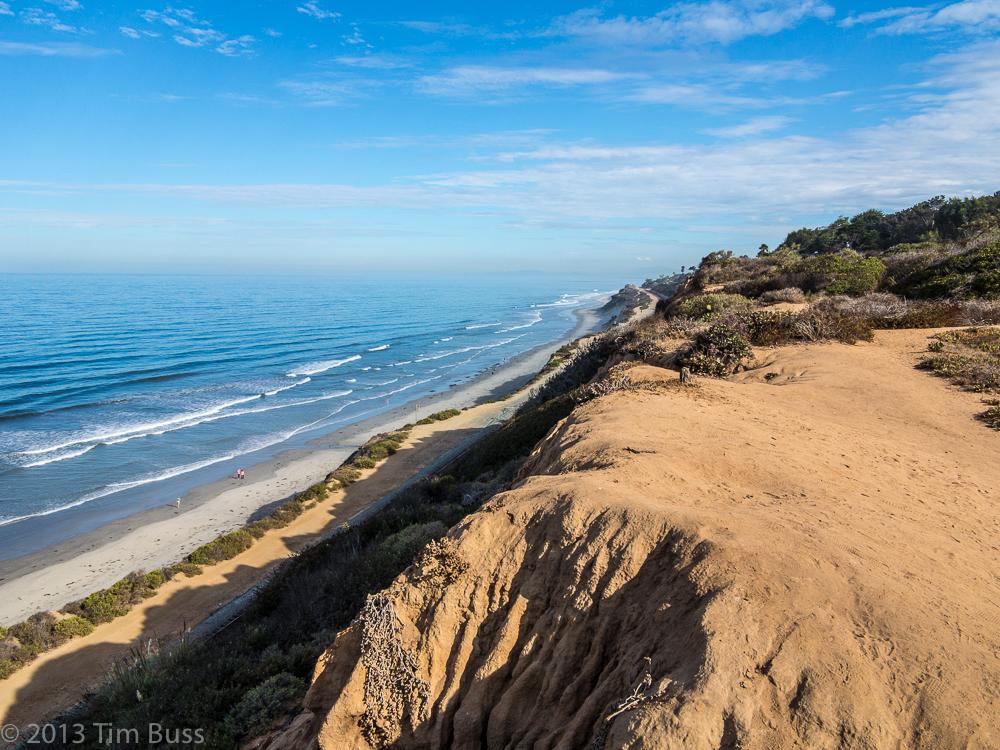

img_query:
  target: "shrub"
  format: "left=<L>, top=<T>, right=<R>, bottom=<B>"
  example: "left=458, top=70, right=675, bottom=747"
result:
left=54, top=615, right=95, bottom=639
left=725, top=310, right=799, bottom=346
left=919, top=353, right=1000, bottom=391
left=328, top=466, right=362, bottom=487
left=676, top=293, right=753, bottom=321
left=188, top=529, right=255, bottom=566
left=680, top=323, right=754, bottom=376
left=0, top=659, right=18, bottom=680
left=805, top=251, right=886, bottom=295
left=415, top=408, right=462, bottom=426
left=169, top=561, right=203, bottom=578
left=8, top=613, right=62, bottom=655
left=760, top=287, right=806, bottom=304
left=981, top=401, right=1000, bottom=429
left=77, top=589, right=131, bottom=625
left=225, top=672, right=306, bottom=739
left=791, top=301, right=875, bottom=343
left=352, top=456, right=378, bottom=469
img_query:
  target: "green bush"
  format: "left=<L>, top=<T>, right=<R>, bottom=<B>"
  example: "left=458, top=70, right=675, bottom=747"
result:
left=188, top=529, right=254, bottom=566
left=54, top=615, right=95, bottom=639
left=77, top=589, right=131, bottom=625
left=225, top=672, right=306, bottom=739
left=806, top=252, right=886, bottom=295
left=0, top=659, right=18, bottom=680
left=680, top=323, right=754, bottom=376
left=416, top=408, right=462, bottom=426
left=352, top=456, right=377, bottom=469
left=328, top=466, right=362, bottom=487
left=676, top=293, right=753, bottom=321
left=169, top=561, right=203, bottom=578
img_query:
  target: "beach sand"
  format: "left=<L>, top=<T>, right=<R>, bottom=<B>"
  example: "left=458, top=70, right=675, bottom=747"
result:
left=0, top=300, right=632, bottom=728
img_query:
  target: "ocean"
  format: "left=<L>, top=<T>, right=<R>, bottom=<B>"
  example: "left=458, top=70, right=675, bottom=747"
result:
left=0, top=273, right=621, bottom=552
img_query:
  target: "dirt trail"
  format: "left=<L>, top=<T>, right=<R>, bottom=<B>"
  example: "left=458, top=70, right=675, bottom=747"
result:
left=266, top=329, right=1000, bottom=749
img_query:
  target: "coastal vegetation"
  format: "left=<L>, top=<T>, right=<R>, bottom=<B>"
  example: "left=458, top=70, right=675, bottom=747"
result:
left=415, top=408, right=462, bottom=426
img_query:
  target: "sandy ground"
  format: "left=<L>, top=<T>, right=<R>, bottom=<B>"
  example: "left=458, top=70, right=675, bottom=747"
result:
left=268, top=328, right=1000, bottom=749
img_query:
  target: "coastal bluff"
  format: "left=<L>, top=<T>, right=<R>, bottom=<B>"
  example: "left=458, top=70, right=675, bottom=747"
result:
left=253, top=331, right=1000, bottom=750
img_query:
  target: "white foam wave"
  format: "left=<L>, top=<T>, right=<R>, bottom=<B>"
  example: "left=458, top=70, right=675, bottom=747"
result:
left=367, top=344, right=390, bottom=352
left=20, top=444, right=97, bottom=468
left=17, top=390, right=354, bottom=464
left=465, top=322, right=501, bottom=329
left=264, top=377, right=310, bottom=397
left=19, top=394, right=264, bottom=457
left=287, top=354, right=361, bottom=377
left=0, top=400, right=363, bottom=528
left=500, top=311, right=543, bottom=332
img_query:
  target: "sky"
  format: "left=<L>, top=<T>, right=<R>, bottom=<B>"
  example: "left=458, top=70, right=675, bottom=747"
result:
left=0, top=0, right=998, bottom=276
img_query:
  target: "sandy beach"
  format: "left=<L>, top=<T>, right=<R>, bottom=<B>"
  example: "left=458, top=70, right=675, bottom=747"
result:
left=0, top=303, right=611, bottom=627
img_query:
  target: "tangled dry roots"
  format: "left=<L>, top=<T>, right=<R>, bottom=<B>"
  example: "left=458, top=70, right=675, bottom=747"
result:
left=358, top=592, right=430, bottom=747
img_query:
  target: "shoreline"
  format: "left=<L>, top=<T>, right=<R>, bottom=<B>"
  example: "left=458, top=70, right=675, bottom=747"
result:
left=0, top=303, right=610, bottom=626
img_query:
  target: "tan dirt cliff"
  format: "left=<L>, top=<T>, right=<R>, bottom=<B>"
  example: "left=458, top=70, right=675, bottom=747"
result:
left=258, top=330, right=1000, bottom=750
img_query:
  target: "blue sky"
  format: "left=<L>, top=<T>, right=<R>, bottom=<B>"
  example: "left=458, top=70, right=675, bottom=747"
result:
left=1, top=0, right=998, bottom=275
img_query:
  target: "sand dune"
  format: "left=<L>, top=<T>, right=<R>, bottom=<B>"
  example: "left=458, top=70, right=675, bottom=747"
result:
left=263, top=329, right=999, bottom=749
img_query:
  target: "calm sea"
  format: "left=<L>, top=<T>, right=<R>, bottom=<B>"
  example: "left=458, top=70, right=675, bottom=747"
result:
left=0, top=273, right=621, bottom=541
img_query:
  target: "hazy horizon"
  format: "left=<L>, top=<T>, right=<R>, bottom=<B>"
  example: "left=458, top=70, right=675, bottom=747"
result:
left=1, top=0, right=998, bottom=275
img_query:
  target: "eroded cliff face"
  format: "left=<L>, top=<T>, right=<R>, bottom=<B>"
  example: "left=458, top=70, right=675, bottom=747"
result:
left=259, top=338, right=1000, bottom=750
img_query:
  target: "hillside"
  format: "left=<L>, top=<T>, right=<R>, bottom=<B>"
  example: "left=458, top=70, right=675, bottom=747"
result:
left=255, top=328, right=999, bottom=749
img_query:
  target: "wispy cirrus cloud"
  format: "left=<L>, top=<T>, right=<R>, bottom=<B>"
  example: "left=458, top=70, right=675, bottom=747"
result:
left=840, top=0, right=1000, bottom=33
left=296, top=1, right=339, bottom=21
left=334, top=53, right=412, bottom=69
left=277, top=77, right=370, bottom=106
left=11, top=38, right=992, bottom=229
left=20, top=6, right=84, bottom=33
left=44, top=0, right=82, bottom=10
left=0, top=1, right=13, bottom=14
left=0, top=39, right=116, bottom=56
left=704, top=115, right=795, bottom=137
left=549, top=0, right=835, bottom=46
left=137, top=7, right=256, bottom=56
left=417, top=65, right=632, bottom=98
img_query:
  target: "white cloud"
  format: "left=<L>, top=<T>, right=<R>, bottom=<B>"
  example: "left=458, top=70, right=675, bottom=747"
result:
left=263, top=27, right=282, bottom=37
left=216, top=34, right=255, bottom=57
left=841, top=0, right=1000, bottom=33
left=418, top=65, right=631, bottom=97
left=139, top=7, right=255, bottom=55
left=704, top=115, right=795, bottom=137
left=278, top=78, right=363, bottom=106
left=0, top=1, right=14, bottom=15
left=296, top=1, right=339, bottom=20
left=5, top=40, right=998, bottom=239
left=120, top=25, right=158, bottom=39
left=335, top=54, right=411, bottom=69
left=44, top=0, right=81, bottom=9
left=550, top=0, right=835, bottom=46
left=0, top=40, right=116, bottom=56
left=20, top=6, right=82, bottom=32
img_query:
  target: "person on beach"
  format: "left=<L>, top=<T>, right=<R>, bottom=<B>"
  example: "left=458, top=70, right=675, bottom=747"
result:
left=175, top=498, right=181, bottom=510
